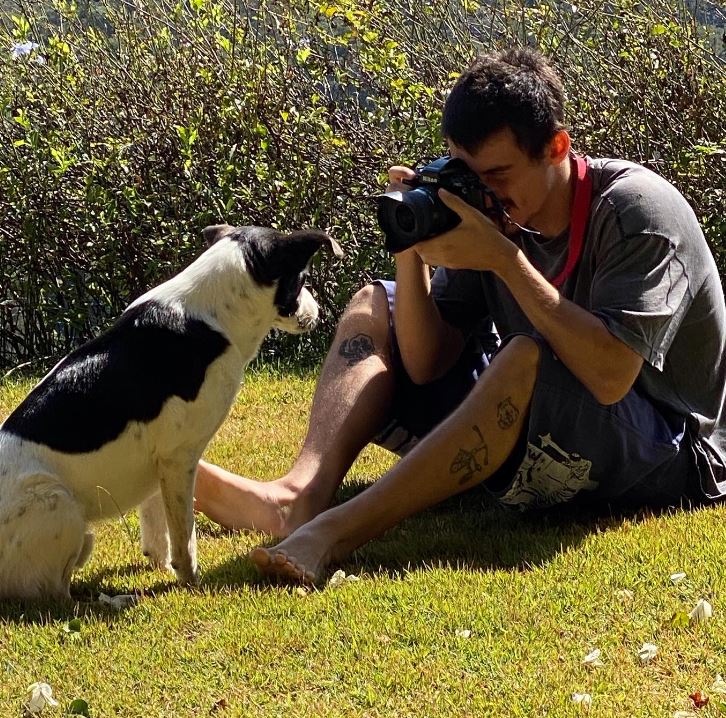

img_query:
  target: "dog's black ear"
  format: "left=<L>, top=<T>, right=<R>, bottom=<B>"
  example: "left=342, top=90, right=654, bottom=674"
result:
left=285, top=229, right=344, bottom=262
left=242, top=227, right=343, bottom=286
left=202, top=224, right=236, bottom=247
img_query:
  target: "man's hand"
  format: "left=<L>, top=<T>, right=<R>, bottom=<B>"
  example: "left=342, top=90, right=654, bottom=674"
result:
left=413, top=188, right=518, bottom=273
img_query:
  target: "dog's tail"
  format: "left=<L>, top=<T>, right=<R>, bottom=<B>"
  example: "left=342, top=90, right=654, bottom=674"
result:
left=0, top=473, right=88, bottom=600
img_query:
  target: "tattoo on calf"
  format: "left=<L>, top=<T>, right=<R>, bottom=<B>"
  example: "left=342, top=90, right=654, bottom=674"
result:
left=497, top=397, right=520, bottom=430
left=450, top=425, right=489, bottom=485
left=338, top=333, right=375, bottom=366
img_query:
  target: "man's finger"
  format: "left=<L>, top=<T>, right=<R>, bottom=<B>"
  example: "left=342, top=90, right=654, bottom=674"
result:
left=438, top=188, right=470, bottom=214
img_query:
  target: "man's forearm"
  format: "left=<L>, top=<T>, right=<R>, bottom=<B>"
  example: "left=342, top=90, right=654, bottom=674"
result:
left=497, top=249, right=643, bottom=404
left=393, top=252, right=465, bottom=384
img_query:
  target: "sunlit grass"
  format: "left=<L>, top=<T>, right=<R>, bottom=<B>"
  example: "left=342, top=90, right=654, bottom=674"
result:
left=1, top=369, right=725, bottom=717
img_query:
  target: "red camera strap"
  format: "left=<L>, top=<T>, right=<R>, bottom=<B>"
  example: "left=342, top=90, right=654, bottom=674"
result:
left=549, top=154, right=592, bottom=289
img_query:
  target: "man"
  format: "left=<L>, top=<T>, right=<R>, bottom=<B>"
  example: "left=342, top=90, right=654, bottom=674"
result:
left=194, top=47, right=726, bottom=583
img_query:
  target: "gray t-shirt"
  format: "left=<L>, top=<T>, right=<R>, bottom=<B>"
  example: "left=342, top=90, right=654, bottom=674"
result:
left=431, top=158, right=726, bottom=500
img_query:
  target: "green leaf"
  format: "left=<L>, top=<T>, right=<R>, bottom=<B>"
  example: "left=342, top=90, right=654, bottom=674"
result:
left=63, top=618, right=82, bottom=636
left=670, top=610, right=690, bottom=628
left=67, top=698, right=90, bottom=716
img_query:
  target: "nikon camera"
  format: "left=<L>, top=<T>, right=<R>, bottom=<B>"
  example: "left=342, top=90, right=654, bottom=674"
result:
left=376, top=156, right=505, bottom=254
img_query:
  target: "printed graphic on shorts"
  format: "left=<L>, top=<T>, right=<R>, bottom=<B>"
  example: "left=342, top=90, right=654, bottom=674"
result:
left=498, top=432, right=597, bottom=509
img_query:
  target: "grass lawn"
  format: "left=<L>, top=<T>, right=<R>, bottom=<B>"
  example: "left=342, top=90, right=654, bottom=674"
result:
left=1, top=368, right=725, bottom=717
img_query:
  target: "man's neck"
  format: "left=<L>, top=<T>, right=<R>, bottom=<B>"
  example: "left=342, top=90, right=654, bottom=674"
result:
left=530, top=157, right=574, bottom=239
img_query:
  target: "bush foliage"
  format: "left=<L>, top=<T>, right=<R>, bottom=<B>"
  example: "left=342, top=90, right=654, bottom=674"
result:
left=0, top=0, right=724, bottom=371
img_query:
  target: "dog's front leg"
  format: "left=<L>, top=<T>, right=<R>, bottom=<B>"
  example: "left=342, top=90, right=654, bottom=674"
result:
left=156, top=459, right=199, bottom=586
left=139, top=492, right=171, bottom=571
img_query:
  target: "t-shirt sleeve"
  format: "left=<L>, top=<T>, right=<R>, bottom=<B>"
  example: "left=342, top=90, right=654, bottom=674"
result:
left=431, top=267, right=489, bottom=336
left=589, top=193, right=698, bottom=371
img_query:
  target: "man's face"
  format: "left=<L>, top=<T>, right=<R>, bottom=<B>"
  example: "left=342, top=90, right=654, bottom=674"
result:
left=448, top=128, right=560, bottom=235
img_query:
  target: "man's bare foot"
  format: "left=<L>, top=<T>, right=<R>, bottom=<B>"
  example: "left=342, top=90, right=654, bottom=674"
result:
left=248, top=547, right=318, bottom=585
left=194, top=461, right=324, bottom=537
left=249, top=524, right=336, bottom=585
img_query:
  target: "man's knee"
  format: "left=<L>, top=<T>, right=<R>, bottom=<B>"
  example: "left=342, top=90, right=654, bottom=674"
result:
left=334, top=283, right=391, bottom=358
left=498, top=335, right=542, bottom=379
left=339, top=284, right=390, bottom=331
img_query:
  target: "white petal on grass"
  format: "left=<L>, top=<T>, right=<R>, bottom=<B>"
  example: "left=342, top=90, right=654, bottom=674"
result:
left=98, top=593, right=138, bottom=610
left=638, top=642, right=658, bottom=663
left=26, top=682, right=59, bottom=713
left=455, top=629, right=472, bottom=638
left=572, top=692, right=592, bottom=709
left=583, top=648, right=604, bottom=668
left=670, top=572, right=687, bottom=583
left=673, top=711, right=697, bottom=718
left=689, top=598, right=713, bottom=623
left=711, top=674, right=726, bottom=695
left=327, top=570, right=360, bottom=588
left=616, top=588, right=634, bottom=602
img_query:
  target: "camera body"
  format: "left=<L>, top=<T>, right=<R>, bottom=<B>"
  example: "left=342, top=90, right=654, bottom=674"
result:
left=376, top=156, right=505, bottom=253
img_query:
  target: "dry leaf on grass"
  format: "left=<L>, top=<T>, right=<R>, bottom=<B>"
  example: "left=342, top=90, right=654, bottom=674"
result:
left=572, top=692, right=592, bottom=710
left=25, top=683, right=59, bottom=714
left=98, top=593, right=138, bottom=610
left=638, top=642, right=658, bottom=663
left=689, top=599, right=713, bottom=623
left=583, top=648, right=603, bottom=668
left=327, top=570, right=360, bottom=588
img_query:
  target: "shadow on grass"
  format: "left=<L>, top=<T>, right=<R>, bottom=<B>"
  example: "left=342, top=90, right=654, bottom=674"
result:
left=0, top=562, right=189, bottom=624
left=201, top=478, right=689, bottom=591
left=0, top=481, right=694, bottom=619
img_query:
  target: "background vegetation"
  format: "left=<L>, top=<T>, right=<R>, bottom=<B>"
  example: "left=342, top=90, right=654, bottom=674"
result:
left=0, top=0, right=725, bottom=372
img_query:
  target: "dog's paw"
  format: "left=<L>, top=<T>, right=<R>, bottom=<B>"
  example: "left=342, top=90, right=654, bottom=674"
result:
left=142, top=549, right=172, bottom=572
left=172, top=562, right=200, bottom=587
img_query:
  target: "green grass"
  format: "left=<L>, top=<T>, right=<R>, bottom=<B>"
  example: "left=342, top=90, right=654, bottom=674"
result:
left=1, top=369, right=726, bottom=717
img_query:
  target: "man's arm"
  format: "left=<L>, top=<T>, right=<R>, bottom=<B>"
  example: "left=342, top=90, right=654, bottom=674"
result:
left=384, top=167, right=467, bottom=385
left=416, top=189, right=643, bottom=405
left=392, top=249, right=466, bottom=385
left=498, top=249, right=643, bottom=405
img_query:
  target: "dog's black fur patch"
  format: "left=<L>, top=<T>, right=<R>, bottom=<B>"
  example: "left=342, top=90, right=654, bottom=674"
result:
left=2, top=301, right=229, bottom=454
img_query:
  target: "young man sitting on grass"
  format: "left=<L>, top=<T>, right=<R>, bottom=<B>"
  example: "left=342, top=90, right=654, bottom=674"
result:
left=194, top=47, right=726, bottom=584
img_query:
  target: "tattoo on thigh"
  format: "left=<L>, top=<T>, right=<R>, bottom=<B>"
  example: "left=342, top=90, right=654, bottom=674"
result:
left=450, top=425, right=489, bottom=486
left=497, top=397, right=520, bottom=430
left=338, top=333, right=375, bottom=366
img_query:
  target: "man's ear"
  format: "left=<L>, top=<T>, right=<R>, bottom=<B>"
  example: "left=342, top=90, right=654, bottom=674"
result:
left=548, top=129, right=571, bottom=164
left=202, top=224, right=236, bottom=247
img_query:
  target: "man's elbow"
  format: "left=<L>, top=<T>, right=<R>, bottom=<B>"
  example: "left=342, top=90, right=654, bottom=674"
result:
left=590, top=377, right=633, bottom=406
left=405, top=361, right=438, bottom=386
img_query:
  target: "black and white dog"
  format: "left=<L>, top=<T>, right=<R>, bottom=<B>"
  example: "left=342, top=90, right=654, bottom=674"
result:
left=0, top=224, right=342, bottom=600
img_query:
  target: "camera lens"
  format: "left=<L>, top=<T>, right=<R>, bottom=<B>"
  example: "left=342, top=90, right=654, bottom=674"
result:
left=394, top=204, right=416, bottom=234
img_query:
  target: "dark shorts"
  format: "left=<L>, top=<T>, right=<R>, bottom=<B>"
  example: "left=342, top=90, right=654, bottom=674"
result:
left=372, top=280, right=698, bottom=510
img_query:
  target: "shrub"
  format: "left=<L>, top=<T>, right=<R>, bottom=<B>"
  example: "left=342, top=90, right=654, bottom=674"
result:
left=0, top=0, right=724, bottom=372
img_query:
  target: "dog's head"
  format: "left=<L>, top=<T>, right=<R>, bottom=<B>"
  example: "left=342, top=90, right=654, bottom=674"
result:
left=202, top=224, right=343, bottom=334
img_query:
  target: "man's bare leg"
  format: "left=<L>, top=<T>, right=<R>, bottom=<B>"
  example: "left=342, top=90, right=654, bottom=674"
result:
left=249, top=335, right=541, bottom=582
left=194, top=285, right=395, bottom=537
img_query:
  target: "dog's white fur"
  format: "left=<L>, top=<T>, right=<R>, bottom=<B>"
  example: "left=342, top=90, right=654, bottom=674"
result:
left=0, top=225, right=338, bottom=600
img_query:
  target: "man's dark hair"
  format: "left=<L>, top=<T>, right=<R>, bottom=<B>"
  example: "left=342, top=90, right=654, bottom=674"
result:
left=442, top=47, right=567, bottom=158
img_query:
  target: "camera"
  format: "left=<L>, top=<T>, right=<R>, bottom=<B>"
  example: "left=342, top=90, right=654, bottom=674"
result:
left=376, top=156, right=505, bottom=253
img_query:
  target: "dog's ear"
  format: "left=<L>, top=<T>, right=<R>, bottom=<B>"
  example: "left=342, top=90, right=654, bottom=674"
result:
left=285, top=229, right=344, bottom=263
left=242, top=227, right=343, bottom=286
left=202, top=224, right=236, bottom=247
